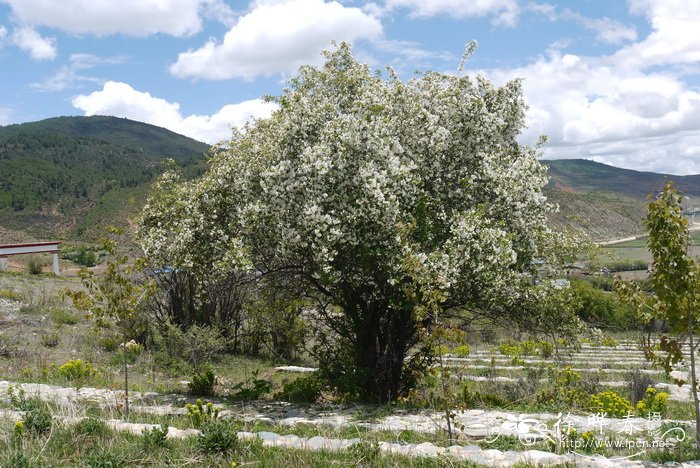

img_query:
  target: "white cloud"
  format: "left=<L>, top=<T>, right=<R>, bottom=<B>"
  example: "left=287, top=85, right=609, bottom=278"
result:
left=71, top=81, right=278, bottom=144
left=470, top=0, right=700, bottom=174
left=0, top=25, right=7, bottom=43
left=11, top=26, right=56, bottom=60
left=529, top=5, right=637, bottom=45
left=30, top=54, right=127, bottom=92
left=573, top=15, right=637, bottom=45
left=169, top=0, right=382, bottom=80
left=383, top=0, right=519, bottom=26
left=1, top=0, right=207, bottom=37
left=615, top=0, right=700, bottom=67
left=482, top=49, right=700, bottom=175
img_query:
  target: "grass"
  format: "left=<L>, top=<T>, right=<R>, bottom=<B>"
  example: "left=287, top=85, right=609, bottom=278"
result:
left=0, top=289, right=23, bottom=301
left=0, top=417, right=483, bottom=467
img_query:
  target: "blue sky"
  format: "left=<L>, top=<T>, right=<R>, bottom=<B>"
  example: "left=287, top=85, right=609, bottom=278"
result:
left=1, top=0, right=699, bottom=174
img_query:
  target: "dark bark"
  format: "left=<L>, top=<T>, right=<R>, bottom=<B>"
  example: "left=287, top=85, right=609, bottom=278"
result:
left=349, top=302, right=418, bottom=402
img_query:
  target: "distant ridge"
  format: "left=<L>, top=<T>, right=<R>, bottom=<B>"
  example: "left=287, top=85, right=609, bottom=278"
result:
left=1, top=116, right=697, bottom=243
left=544, top=159, right=700, bottom=199
left=0, top=115, right=209, bottom=240
left=543, top=159, right=700, bottom=241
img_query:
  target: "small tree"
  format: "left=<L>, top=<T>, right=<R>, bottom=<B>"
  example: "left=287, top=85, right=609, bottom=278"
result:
left=616, top=181, right=700, bottom=454
left=65, top=227, right=155, bottom=419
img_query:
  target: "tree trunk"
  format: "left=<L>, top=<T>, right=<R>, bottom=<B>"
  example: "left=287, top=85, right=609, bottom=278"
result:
left=123, top=343, right=130, bottom=421
left=688, top=323, right=700, bottom=456
left=352, top=304, right=415, bottom=402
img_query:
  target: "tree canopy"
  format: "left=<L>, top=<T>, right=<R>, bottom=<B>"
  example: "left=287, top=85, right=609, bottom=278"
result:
left=139, top=43, right=574, bottom=401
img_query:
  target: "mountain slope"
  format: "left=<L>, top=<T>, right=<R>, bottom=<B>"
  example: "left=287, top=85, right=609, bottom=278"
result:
left=545, top=159, right=700, bottom=198
left=0, top=116, right=209, bottom=239
left=543, top=159, right=700, bottom=241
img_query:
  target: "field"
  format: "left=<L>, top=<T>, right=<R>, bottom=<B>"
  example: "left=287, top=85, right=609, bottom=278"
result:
left=599, top=229, right=700, bottom=269
left=0, top=271, right=698, bottom=466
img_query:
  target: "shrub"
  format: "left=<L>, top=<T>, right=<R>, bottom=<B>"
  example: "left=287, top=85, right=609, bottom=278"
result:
left=197, top=419, right=238, bottom=454
left=636, top=387, right=669, bottom=417
left=230, top=370, right=272, bottom=401
left=60, top=246, right=98, bottom=267
left=589, top=390, right=633, bottom=418
left=27, top=256, right=44, bottom=275
left=49, top=308, right=79, bottom=325
left=498, top=339, right=552, bottom=362
left=498, top=341, right=520, bottom=357
left=119, top=339, right=144, bottom=364
left=186, top=399, right=220, bottom=429
left=452, top=344, right=470, bottom=358
left=75, top=417, right=110, bottom=438
left=40, top=331, right=60, bottom=348
left=275, top=375, right=323, bottom=403
left=536, top=367, right=595, bottom=409
left=600, top=336, right=619, bottom=347
left=155, top=322, right=228, bottom=370
left=537, top=341, right=553, bottom=358
left=141, top=424, right=169, bottom=450
left=628, top=371, right=655, bottom=404
left=8, top=388, right=52, bottom=436
left=188, top=368, right=216, bottom=396
left=57, top=359, right=96, bottom=382
left=97, top=336, right=119, bottom=352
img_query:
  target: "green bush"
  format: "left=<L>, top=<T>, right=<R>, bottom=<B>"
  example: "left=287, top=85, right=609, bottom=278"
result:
left=589, top=390, right=633, bottom=418
left=141, top=424, right=169, bottom=450
left=49, top=308, right=79, bottom=325
left=188, top=368, right=216, bottom=396
left=275, top=375, right=323, bottom=403
left=154, top=322, right=228, bottom=370
left=119, top=339, right=144, bottom=364
left=536, top=367, right=597, bottom=409
left=60, top=246, right=98, bottom=267
left=197, top=419, right=238, bottom=454
left=230, top=370, right=272, bottom=401
left=452, top=344, right=470, bottom=358
left=75, top=417, right=110, bottom=438
left=97, top=336, right=119, bottom=352
left=636, top=387, right=669, bottom=417
left=57, top=359, right=96, bottom=382
left=8, top=388, right=52, bottom=436
left=570, top=280, right=635, bottom=330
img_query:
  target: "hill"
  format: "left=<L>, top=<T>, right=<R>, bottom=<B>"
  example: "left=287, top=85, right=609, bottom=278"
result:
left=0, top=117, right=695, bottom=244
left=0, top=116, right=209, bottom=240
left=543, top=159, right=700, bottom=241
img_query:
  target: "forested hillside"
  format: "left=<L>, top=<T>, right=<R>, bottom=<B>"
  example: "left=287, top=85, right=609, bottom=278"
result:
left=0, top=116, right=209, bottom=239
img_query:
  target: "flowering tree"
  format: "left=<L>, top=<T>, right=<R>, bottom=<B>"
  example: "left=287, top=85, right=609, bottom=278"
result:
left=139, top=44, right=570, bottom=402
